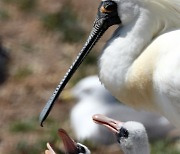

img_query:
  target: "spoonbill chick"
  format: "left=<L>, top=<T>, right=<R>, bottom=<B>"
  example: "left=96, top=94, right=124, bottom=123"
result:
left=93, top=114, right=150, bottom=154
left=39, top=0, right=180, bottom=128
left=70, top=75, right=174, bottom=144
left=45, top=128, right=90, bottom=154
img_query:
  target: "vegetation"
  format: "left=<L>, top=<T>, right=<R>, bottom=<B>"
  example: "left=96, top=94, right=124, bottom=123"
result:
left=0, top=0, right=180, bottom=154
left=41, top=2, right=86, bottom=43
left=0, top=9, right=10, bottom=21
left=10, top=121, right=35, bottom=133
left=151, top=139, right=180, bottom=154
left=14, top=67, right=33, bottom=80
left=2, top=0, right=36, bottom=12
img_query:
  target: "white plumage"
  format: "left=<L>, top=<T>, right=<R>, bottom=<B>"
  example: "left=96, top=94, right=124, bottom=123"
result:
left=93, top=114, right=150, bottom=154
left=70, top=76, right=175, bottom=145
left=99, top=0, right=180, bottom=128
left=39, top=0, right=180, bottom=130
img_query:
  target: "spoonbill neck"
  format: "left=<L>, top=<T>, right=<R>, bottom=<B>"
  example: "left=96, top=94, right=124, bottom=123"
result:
left=99, top=9, right=158, bottom=95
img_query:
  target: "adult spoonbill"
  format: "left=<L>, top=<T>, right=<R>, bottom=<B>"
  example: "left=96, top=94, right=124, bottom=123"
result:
left=39, top=0, right=180, bottom=127
left=93, top=114, right=150, bottom=154
left=45, top=128, right=90, bottom=154
left=70, top=75, right=174, bottom=144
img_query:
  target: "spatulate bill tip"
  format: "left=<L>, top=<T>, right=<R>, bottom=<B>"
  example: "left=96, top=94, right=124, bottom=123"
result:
left=39, top=111, right=45, bottom=127
left=40, top=117, right=44, bottom=127
left=39, top=96, right=56, bottom=127
left=39, top=105, right=50, bottom=127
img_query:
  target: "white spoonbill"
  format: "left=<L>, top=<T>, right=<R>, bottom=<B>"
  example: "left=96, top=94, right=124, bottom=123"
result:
left=45, top=128, right=90, bottom=154
left=93, top=114, right=150, bottom=154
left=39, top=0, right=180, bottom=128
left=70, top=75, right=174, bottom=144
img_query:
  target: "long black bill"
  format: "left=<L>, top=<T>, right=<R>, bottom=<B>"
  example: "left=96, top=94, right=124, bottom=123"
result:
left=39, top=0, right=121, bottom=126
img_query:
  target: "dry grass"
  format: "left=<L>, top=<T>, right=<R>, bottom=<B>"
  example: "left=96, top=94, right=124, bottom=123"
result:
left=0, top=0, right=179, bottom=154
left=0, top=0, right=101, bottom=153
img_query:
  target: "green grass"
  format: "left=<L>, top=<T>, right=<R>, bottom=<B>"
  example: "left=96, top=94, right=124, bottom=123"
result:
left=0, top=9, right=10, bottom=21
left=14, top=67, right=33, bottom=80
left=41, top=2, right=86, bottom=43
left=151, top=139, right=180, bottom=154
left=8, top=117, right=64, bottom=154
left=2, top=0, right=36, bottom=12
left=14, top=140, right=47, bottom=154
left=9, top=120, right=36, bottom=133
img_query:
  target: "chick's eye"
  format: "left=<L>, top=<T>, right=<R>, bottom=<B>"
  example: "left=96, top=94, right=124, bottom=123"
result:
left=77, top=144, right=86, bottom=153
left=118, top=127, right=129, bottom=138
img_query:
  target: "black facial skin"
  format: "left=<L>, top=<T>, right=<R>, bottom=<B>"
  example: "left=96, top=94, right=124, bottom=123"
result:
left=77, top=144, right=86, bottom=153
left=117, top=127, right=129, bottom=143
left=103, top=1, right=118, bottom=11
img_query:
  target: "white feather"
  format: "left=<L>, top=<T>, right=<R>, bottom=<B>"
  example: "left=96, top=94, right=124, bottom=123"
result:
left=99, top=0, right=180, bottom=128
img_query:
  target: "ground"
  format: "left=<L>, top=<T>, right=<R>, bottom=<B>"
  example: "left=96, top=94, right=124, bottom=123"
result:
left=0, top=0, right=180, bottom=154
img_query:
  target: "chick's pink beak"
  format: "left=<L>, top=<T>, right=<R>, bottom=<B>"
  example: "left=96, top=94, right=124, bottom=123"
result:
left=93, top=114, right=123, bottom=134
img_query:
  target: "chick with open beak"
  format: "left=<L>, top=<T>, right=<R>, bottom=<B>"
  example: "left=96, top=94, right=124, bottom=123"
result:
left=45, top=129, right=90, bottom=154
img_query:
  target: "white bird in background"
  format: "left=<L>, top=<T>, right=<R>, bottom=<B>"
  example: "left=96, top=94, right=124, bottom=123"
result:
left=93, top=114, right=150, bottom=154
left=45, top=128, right=90, bottom=154
left=70, top=75, right=175, bottom=145
left=39, top=0, right=180, bottom=129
